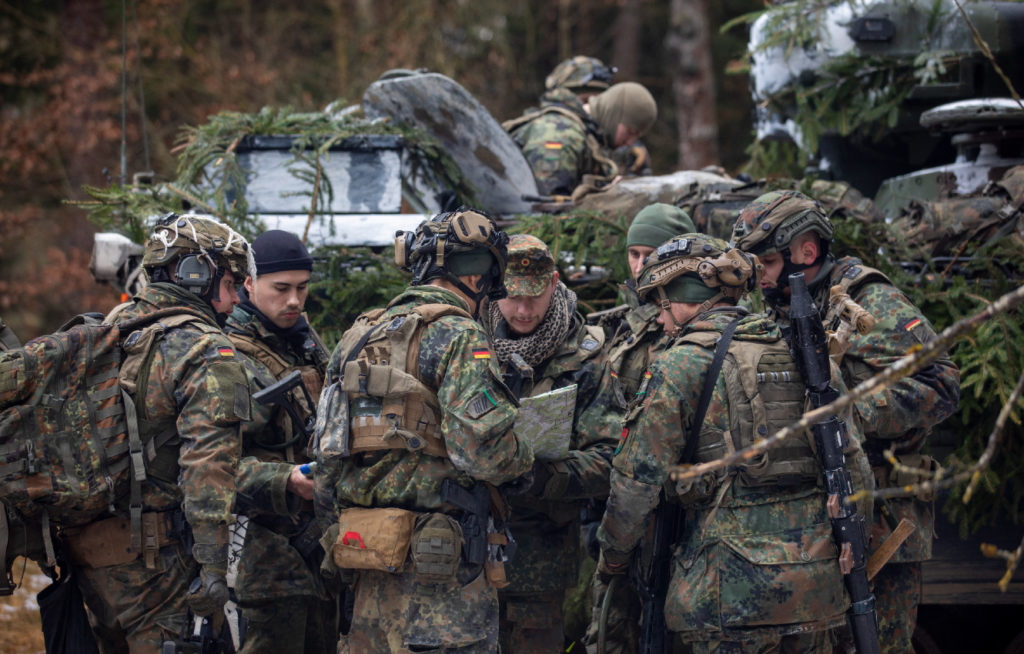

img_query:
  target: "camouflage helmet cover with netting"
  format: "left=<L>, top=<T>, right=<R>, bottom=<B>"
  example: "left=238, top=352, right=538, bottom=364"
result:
left=731, top=190, right=834, bottom=256
left=142, top=213, right=255, bottom=280
left=395, top=208, right=510, bottom=298
left=545, top=56, right=617, bottom=94
left=635, top=233, right=763, bottom=306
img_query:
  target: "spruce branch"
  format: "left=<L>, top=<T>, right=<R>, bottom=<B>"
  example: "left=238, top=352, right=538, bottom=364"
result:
left=670, top=280, right=1024, bottom=483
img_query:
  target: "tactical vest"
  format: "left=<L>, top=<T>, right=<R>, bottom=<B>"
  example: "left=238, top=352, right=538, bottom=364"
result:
left=331, top=304, right=472, bottom=459
left=671, top=331, right=819, bottom=503
left=227, top=328, right=324, bottom=451
left=606, top=304, right=662, bottom=403
left=503, top=105, right=619, bottom=185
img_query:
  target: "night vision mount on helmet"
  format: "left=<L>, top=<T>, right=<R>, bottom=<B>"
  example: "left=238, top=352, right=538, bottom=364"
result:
left=394, top=209, right=510, bottom=305
left=635, top=234, right=763, bottom=313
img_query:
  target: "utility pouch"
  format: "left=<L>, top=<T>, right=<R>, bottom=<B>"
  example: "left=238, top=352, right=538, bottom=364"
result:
left=410, top=512, right=462, bottom=585
left=485, top=560, right=509, bottom=589
left=311, top=381, right=349, bottom=459
left=332, top=507, right=416, bottom=573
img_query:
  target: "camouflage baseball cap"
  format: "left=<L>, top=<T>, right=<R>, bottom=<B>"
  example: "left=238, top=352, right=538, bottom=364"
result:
left=732, top=190, right=834, bottom=256
left=545, top=56, right=617, bottom=94
left=504, top=234, right=556, bottom=297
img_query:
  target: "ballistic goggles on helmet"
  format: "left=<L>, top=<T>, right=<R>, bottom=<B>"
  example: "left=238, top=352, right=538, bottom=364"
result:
left=636, top=234, right=762, bottom=307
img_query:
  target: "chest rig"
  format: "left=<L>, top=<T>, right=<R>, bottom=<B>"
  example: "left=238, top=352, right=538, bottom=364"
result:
left=227, top=330, right=324, bottom=453
left=333, top=304, right=472, bottom=458
left=673, top=330, right=819, bottom=502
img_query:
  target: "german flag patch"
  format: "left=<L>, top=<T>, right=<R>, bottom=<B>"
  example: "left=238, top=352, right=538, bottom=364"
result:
left=903, top=318, right=922, bottom=331
left=544, top=141, right=563, bottom=150
left=472, top=349, right=491, bottom=360
left=218, top=347, right=235, bottom=357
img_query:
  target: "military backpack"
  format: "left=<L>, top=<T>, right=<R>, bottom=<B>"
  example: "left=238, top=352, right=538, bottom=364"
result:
left=0, top=308, right=210, bottom=589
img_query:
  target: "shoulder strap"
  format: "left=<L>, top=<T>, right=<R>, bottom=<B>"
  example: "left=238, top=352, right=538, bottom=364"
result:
left=502, top=104, right=586, bottom=134
left=228, top=332, right=292, bottom=379
left=680, top=318, right=741, bottom=465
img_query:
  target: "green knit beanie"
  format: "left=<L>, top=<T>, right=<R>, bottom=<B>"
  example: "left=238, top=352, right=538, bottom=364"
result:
left=627, top=203, right=696, bottom=248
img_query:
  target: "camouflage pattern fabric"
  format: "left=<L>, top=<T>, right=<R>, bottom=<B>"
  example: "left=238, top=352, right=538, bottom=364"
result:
left=321, top=285, right=534, bottom=651
left=75, top=282, right=249, bottom=651
left=494, top=310, right=615, bottom=652
left=507, top=88, right=611, bottom=197
left=237, top=594, right=336, bottom=654
left=772, top=255, right=958, bottom=654
left=77, top=543, right=194, bottom=653
left=598, top=310, right=854, bottom=645
left=339, top=562, right=498, bottom=653
left=581, top=296, right=666, bottom=654
left=871, top=562, right=921, bottom=654
left=773, top=255, right=960, bottom=564
left=225, top=304, right=335, bottom=651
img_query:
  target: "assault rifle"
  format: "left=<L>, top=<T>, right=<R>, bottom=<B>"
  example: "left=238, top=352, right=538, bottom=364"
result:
left=632, top=494, right=680, bottom=654
left=786, top=272, right=880, bottom=654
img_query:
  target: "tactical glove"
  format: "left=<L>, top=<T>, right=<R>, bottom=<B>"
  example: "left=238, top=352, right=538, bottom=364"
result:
left=185, top=568, right=230, bottom=616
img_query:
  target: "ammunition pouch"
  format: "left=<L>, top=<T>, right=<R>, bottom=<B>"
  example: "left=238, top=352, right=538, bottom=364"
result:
left=410, top=512, right=462, bottom=585
left=64, top=511, right=179, bottom=568
left=332, top=507, right=416, bottom=573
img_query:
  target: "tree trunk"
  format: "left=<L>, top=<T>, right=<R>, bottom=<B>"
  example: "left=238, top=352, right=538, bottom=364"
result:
left=612, top=0, right=642, bottom=80
left=666, top=0, right=719, bottom=169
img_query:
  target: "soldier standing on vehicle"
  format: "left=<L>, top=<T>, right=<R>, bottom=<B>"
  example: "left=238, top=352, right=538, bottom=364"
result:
left=479, top=234, right=615, bottom=651
left=732, top=191, right=961, bottom=654
left=224, top=230, right=335, bottom=653
left=70, top=214, right=253, bottom=652
left=581, top=202, right=695, bottom=653
left=505, top=81, right=657, bottom=198
left=598, top=233, right=864, bottom=653
left=314, top=209, right=534, bottom=653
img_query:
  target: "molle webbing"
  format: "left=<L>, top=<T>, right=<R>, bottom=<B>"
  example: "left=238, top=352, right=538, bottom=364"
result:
left=340, top=304, right=472, bottom=458
left=227, top=330, right=323, bottom=441
left=680, top=330, right=819, bottom=488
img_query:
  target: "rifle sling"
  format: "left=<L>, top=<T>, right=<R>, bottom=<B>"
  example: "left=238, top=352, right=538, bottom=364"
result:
left=681, top=317, right=741, bottom=465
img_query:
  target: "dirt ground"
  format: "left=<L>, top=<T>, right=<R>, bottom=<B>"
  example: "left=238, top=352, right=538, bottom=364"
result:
left=1, top=558, right=47, bottom=654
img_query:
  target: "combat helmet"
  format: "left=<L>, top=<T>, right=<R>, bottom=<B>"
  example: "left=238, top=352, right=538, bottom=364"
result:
left=732, top=190, right=834, bottom=257
left=732, top=190, right=833, bottom=301
left=143, top=212, right=255, bottom=301
left=394, top=208, right=510, bottom=306
left=545, top=56, right=617, bottom=95
left=636, top=233, right=762, bottom=322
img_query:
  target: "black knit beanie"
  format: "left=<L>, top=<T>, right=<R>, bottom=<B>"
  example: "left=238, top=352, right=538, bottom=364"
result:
left=251, top=230, right=314, bottom=276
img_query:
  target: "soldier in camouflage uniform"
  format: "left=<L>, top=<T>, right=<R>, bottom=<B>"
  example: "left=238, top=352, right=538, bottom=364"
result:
left=581, top=203, right=695, bottom=654
left=71, top=214, right=253, bottom=652
left=732, top=191, right=961, bottom=654
left=505, top=82, right=657, bottom=197
left=315, top=210, right=534, bottom=653
left=479, top=234, right=615, bottom=652
left=598, top=233, right=866, bottom=653
left=224, top=230, right=335, bottom=653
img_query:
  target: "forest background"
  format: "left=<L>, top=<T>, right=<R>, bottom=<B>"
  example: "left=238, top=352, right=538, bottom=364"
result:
left=0, top=0, right=759, bottom=339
